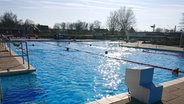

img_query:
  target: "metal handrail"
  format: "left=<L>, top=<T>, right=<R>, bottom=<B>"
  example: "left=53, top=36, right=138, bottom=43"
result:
left=0, top=40, right=30, bottom=69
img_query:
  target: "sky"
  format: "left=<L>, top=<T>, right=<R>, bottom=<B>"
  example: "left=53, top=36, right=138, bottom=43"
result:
left=0, top=0, right=184, bottom=31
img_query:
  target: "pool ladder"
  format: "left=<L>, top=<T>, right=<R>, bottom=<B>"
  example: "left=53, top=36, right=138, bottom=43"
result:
left=0, top=40, right=30, bottom=69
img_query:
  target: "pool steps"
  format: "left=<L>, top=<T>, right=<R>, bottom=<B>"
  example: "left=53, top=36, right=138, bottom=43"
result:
left=125, top=67, right=163, bottom=104
left=87, top=76, right=184, bottom=104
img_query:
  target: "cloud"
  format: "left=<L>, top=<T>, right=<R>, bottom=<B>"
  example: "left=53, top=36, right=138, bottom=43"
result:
left=0, top=0, right=151, bottom=12
left=18, top=0, right=145, bottom=11
left=17, top=0, right=110, bottom=10
left=0, top=0, right=13, bottom=1
left=79, top=0, right=145, bottom=10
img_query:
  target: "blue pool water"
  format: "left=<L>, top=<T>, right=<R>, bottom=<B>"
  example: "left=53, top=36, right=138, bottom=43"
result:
left=1, top=41, right=184, bottom=104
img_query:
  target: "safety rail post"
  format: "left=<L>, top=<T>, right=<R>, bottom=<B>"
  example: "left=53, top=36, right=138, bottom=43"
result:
left=4, top=42, right=7, bottom=51
left=25, top=42, right=30, bottom=69
left=8, top=42, right=11, bottom=56
left=20, top=41, right=25, bottom=64
left=0, top=39, right=2, bottom=47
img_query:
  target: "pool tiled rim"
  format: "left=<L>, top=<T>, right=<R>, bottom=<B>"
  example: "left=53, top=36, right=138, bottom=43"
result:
left=87, top=77, right=184, bottom=104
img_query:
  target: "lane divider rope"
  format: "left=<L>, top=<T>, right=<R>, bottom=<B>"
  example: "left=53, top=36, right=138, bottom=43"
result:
left=142, top=50, right=184, bottom=58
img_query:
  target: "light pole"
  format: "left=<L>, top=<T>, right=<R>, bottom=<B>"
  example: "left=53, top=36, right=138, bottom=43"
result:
left=151, top=24, right=155, bottom=32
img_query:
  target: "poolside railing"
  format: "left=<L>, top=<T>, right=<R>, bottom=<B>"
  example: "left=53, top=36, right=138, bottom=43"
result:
left=0, top=38, right=30, bottom=69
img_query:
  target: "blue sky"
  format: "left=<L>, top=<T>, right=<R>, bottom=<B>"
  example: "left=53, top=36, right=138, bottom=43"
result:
left=0, top=0, right=183, bottom=31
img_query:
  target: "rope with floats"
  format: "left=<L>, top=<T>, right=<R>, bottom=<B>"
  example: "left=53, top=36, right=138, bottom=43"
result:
left=142, top=50, right=184, bottom=58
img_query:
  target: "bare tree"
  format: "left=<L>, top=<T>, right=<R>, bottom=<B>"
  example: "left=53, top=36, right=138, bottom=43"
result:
left=53, top=23, right=61, bottom=29
left=53, top=22, right=66, bottom=30
left=93, top=20, right=101, bottom=29
left=23, top=19, right=36, bottom=34
left=0, top=12, right=22, bottom=28
left=107, top=11, right=118, bottom=34
left=24, top=19, right=34, bottom=25
left=155, top=28, right=163, bottom=32
left=89, top=23, right=94, bottom=31
left=107, top=7, right=136, bottom=42
left=83, top=22, right=88, bottom=30
left=74, top=20, right=83, bottom=31
left=107, top=7, right=136, bottom=33
left=61, top=22, right=66, bottom=30
left=67, top=22, right=74, bottom=30
left=74, top=20, right=89, bottom=31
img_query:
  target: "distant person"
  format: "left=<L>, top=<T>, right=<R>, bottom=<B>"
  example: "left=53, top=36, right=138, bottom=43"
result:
left=142, top=50, right=149, bottom=52
left=105, top=51, right=108, bottom=54
left=7, top=36, right=10, bottom=40
left=172, top=68, right=179, bottom=76
left=66, top=47, right=69, bottom=51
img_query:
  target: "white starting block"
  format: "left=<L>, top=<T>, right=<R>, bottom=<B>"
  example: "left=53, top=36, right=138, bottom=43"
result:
left=125, top=66, right=163, bottom=104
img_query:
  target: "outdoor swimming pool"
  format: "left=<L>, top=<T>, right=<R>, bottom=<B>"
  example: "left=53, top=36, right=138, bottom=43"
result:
left=1, top=41, right=184, bottom=104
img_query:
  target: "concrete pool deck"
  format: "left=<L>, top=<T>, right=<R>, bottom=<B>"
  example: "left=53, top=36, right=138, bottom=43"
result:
left=0, top=43, right=35, bottom=76
left=120, top=41, right=184, bottom=52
